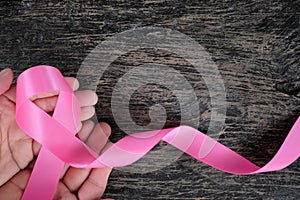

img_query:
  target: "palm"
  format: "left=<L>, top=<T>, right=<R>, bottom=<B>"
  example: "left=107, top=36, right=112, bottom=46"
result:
left=0, top=68, right=112, bottom=200
left=0, top=88, right=34, bottom=186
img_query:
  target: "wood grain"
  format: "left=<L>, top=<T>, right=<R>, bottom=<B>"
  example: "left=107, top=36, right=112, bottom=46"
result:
left=0, top=0, right=299, bottom=199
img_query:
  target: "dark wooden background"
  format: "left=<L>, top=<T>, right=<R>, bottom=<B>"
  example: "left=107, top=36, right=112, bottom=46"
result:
left=1, top=0, right=300, bottom=199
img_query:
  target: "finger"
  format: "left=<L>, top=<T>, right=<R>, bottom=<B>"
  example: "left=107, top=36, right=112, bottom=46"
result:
left=0, top=170, right=31, bottom=200
left=32, top=100, right=94, bottom=129
left=59, top=164, right=70, bottom=180
left=3, top=84, right=16, bottom=103
left=75, top=90, right=98, bottom=107
left=29, top=78, right=78, bottom=101
left=77, top=123, right=112, bottom=199
left=33, top=95, right=58, bottom=113
left=54, top=182, right=77, bottom=200
left=77, top=122, right=83, bottom=133
left=32, top=140, right=41, bottom=156
left=65, top=77, right=79, bottom=91
left=30, top=91, right=59, bottom=102
left=86, top=122, right=111, bottom=153
left=77, top=120, right=95, bottom=141
left=24, top=98, right=90, bottom=137
left=62, top=120, right=95, bottom=179
left=61, top=120, right=90, bottom=179
left=0, top=68, right=13, bottom=95
left=32, top=90, right=97, bottom=114
left=100, top=141, right=113, bottom=156
left=60, top=120, right=95, bottom=180
left=80, top=106, right=95, bottom=121
left=63, top=122, right=110, bottom=193
left=77, top=167, right=112, bottom=200
left=62, top=121, right=95, bottom=192
left=29, top=77, right=78, bottom=103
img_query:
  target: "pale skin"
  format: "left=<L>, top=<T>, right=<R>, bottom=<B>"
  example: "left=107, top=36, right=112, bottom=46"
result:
left=0, top=68, right=112, bottom=200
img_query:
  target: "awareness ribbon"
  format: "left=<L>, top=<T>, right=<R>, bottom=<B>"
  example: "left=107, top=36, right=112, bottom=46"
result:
left=16, top=66, right=300, bottom=199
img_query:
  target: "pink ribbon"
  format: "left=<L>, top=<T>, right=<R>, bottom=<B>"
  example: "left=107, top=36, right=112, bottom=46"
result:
left=16, top=66, right=300, bottom=199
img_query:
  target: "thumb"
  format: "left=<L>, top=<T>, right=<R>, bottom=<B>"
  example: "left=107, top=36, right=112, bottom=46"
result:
left=0, top=68, right=13, bottom=95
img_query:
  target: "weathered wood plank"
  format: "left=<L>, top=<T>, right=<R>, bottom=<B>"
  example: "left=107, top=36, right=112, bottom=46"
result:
left=0, top=0, right=299, bottom=199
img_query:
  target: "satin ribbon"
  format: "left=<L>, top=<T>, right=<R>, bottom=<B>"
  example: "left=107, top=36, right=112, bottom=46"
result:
left=16, top=65, right=300, bottom=199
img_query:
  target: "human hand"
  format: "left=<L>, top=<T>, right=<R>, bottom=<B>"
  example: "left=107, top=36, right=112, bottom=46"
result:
left=0, top=68, right=112, bottom=199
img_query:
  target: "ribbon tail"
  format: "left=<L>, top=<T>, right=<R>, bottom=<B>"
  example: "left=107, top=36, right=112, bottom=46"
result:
left=22, top=147, right=64, bottom=200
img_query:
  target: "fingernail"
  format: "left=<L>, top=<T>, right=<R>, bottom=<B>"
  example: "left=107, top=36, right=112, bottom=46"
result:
left=77, top=122, right=82, bottom=132
left=94, top=93, right=98, bottom=104
left=73, top=79, right=79, bottom=90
